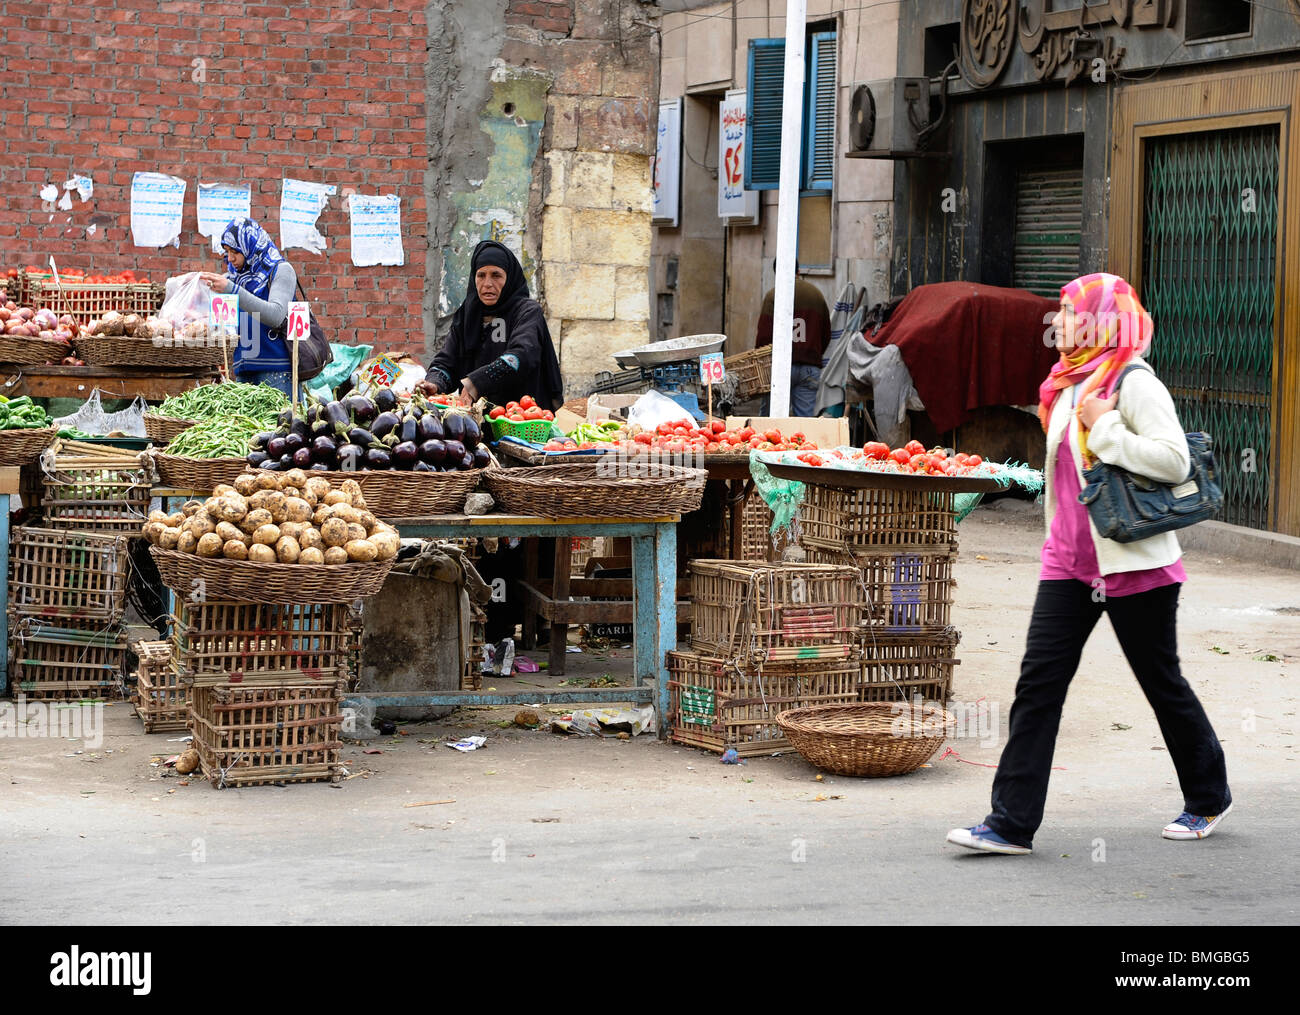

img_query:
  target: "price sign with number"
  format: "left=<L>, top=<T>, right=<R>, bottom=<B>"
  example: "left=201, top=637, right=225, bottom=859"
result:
left=209, top=293, right=238, bottom=335
left=699, top=352, right=725, bottom=385
left=364, top=353, right=400, bottom=388
left=286, top=301, right=310, bottom=343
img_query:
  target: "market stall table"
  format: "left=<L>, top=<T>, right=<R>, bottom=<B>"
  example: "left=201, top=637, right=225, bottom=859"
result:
left=0, top=468, right=14, bottom=694
left=1, top=365, right=220, bottom=401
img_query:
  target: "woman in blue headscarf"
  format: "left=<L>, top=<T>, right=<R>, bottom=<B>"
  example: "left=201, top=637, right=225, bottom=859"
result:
left=198, top=217, right=299, bottom=396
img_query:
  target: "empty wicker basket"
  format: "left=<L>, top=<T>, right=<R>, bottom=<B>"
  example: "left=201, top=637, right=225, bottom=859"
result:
left=776, top=702, right=955, bottom=777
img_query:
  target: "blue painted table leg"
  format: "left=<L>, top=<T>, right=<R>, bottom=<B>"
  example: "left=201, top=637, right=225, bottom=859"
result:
left=0, top=494, right=9, bottom=696
left=632, top=533, right=655, bottom=691
left=654, top=521, right=676, bottom=739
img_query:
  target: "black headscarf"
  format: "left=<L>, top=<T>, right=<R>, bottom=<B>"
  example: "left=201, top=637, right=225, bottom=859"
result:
left=452, top=239, right=563, bottom=406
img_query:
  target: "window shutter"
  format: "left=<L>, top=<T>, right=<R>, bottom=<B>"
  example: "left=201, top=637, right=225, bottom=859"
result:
left=746, top=39, right=785, bottom=191
left=804, top=31, right=837, bottom=193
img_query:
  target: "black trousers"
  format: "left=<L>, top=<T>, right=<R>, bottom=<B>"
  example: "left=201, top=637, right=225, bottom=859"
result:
left=984, top=580, right=1231, bottom=847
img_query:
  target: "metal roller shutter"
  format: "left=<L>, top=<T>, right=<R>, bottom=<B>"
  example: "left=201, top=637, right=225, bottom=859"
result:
left=1013, top=165, right=1083, bottom=298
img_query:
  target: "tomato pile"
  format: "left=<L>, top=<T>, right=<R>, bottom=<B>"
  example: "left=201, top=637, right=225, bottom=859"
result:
left=10, top=266, right=148, bottom=285
left=620, top=421, right=817, bottom=455
left=488, top=395, right=555, bottom=424
left=774, top=439, right=988, bottom=474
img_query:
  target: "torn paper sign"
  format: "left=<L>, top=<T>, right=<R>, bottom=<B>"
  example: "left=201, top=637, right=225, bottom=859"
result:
left=280, top=178, right=336, bottom=254
left=196, top=182, right=252, bottom=253
left=39, top=183, right=58, bottom=204
left=64, top=175, right=93, bottom=202
left=57, top=190, right=73, bottom=211
left=130, top=172, right=186, bottom=248
left=348, top=193, right=404, bottom=267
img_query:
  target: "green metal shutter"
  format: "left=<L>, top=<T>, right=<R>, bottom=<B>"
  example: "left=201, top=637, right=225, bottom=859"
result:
left=746, top=39, right=785, bottom=191
left=804, top=31, right=837, bottom=193
left=1013, top=165, right=1083, bottom=298
left=1141, top=125, right=1279, bottom=531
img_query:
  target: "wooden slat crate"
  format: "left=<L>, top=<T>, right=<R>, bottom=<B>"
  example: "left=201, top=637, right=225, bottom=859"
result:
left=724, top=346, right=772, bottom=402
left=689, top=560, right=862, bottom=665
left=172, top=600, right=357, bottom=687
left=463, top=604, right=485, bottom=691
left=28, top=280, right=161, bottom=318
left=9, top=619, right=128, bottom=700
left=799, top=484, right=959, bottom=552
left=805, top=544, right=958, bottom=634
left=131, top=640, right=186, bottom=732
left=667, top=649, right=859, bottom=757
left=40, top=444, right=152, bottom=534
left=734, top=489, right=789, bottom=561
left=7, top=526, right=131, bottom=622
left=189, top=682, right=345, bottom=788
left=858, top=629, right=959, bottom=705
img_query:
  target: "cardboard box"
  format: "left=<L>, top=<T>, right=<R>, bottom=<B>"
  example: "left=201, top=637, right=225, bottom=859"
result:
left=0, top=466, right=20, bottom=496
left=725, top=415, right=849, bottom=448
left=586, top=393, right=642, bottom=422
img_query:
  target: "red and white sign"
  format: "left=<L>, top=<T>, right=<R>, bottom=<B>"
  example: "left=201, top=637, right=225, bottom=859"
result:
left=286, top=300, right=310, bottom=344
left=718, top=90, right=759, bottom=221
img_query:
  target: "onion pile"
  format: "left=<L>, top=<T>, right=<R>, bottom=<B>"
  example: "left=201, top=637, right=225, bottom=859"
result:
left=0, top=302, right=75, bottom=343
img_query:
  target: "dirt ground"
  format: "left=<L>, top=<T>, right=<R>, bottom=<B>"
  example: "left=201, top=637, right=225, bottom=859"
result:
left=2, top=503, right=1297, bottom=925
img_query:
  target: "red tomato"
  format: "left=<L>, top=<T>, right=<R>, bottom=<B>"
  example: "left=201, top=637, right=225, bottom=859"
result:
left=736, top=427, right=755, bottom=442
left=863, top=442, right=889, bottom=460
left=488, top=406, right=506, bottom=419
left=904, top=440, right=925, bottom=457
left=967, top=454, right=983, bottom=467
left=803, top=442, right=818, bottom=451
left=889, top=448, right=911, bottom=466
left=542, top=411, right=554, bottom=421
left=523, top=406, right=544, bottom=420
left=519, top=395, right=536, bottom=410
left=764, top=429, right=782, bottom=443
left=953, top=453, right=969, bottom=465
left=633, top=432, right=653, bottom=445
left=710, top=421, right=725, bottom=434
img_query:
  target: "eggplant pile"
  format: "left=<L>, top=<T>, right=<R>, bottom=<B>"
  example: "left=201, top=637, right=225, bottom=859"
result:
left=246, top=388, right=492, bottom=473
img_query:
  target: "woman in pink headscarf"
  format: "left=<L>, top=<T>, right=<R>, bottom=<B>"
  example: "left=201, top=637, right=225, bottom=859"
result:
left=946, top=274, right=1232, bottom=855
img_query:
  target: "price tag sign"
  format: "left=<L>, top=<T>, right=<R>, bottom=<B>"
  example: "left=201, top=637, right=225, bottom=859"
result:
left=699, top=352, right=725, bottom=385
left=209, top=293, right=238, bottom=335
left=364, top=353, right=400, bottom=388
left=286, top=301, right=310, bottom=343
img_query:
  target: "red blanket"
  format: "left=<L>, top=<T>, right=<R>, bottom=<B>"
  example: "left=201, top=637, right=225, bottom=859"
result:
left=868, top=282, right=1060, bottom=433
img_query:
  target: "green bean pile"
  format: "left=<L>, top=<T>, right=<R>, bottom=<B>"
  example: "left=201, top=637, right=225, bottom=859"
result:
left=156, top=382, right=288, bottom=426
left=164, top=415, right=267, bottom=459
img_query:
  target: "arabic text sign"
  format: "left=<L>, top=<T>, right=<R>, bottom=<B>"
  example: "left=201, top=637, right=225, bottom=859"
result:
left=718, top=90, right=758, bottom=220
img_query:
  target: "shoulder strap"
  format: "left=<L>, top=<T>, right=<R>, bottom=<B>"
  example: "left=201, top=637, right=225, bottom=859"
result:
left=1114, top=362, right=1147, bottom=393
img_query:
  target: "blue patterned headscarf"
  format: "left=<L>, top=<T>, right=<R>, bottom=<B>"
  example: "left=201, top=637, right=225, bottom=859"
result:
left=220, top=217, right=285, bottom=300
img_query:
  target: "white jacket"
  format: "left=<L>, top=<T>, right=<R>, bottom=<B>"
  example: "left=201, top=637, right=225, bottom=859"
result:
left=1042, top=358, right=1191, bottom=576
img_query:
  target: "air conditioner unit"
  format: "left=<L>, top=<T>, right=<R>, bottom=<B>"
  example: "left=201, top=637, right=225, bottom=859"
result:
left=846, top=78, right=932, bottom=158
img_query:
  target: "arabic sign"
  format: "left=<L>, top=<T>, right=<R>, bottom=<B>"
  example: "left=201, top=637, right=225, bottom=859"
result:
left=718, top=90, right=759, bottom=221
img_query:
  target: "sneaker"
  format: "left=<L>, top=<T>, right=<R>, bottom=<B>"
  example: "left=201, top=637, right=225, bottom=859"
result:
left=1162, top=801, right=1233, bottom=840
left=946, top=823, right=1032, bottom=855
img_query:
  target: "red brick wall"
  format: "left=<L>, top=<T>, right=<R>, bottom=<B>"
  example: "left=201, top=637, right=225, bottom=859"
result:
left=506, top=0, right=574, bottom=35
left=0, top=0, right=428, bottom=354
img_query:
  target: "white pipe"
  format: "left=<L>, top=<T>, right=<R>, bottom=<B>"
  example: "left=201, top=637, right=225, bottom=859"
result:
left=769, top=0, right=806, bottom=419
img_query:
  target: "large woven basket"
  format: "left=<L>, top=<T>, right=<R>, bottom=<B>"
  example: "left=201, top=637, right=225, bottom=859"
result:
left=150, top=545, right=395, bottom=605
left=73, top=334, right=228, bottom=368
left=144, top=413, right=198, bottom=445
left=0, top=334, right=73, bottom=365
left=776, top=702, right=955, bottom=777
left=483, top=463, right=706, bottom=517
left=237, top=466, right=487, bottom=518
left=0, top=427, right=58, bottom=466
left=154, top=452, right=247, bottom=493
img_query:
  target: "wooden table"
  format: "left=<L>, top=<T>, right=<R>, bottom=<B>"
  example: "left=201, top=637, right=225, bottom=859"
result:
left=0, top=468, right=14, bottom=693
left=1, top=365, right=219, bottom=401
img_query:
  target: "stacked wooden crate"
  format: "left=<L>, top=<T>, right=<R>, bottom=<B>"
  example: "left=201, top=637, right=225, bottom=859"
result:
left=667, top=560, right=864, bottom=757
left=797, top=483, right=960, bottom=705
left=131, top=640, right=184, bottom=732
left=171, top=599, right=356, bottom=788
left=7, top=527, right=131, bottom=699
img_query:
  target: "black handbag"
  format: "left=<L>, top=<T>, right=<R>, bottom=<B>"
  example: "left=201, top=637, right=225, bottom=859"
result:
left=273, top=280, right=333, bottom=381
left=1076, top=364, right=1223, bottom=543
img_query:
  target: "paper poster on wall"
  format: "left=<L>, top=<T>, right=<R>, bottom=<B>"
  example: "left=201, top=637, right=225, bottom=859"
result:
left=280, top=178, right=337, bottom=254
left=653, top=97, right=682, bottom=228
left=348, top=193, right=404, bottom=266
left=718, top=90, right=759, bottom=222
left=129, top=172, right=186, bottom=248
left=197, top=183, right=252, bottom=253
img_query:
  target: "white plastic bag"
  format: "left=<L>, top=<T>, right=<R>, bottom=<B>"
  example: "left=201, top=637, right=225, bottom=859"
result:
left=626, top=389, right=696, bottom=431
left=52, top=389, right=149, bottom=437
left=159, top=272, right=216, bottom=326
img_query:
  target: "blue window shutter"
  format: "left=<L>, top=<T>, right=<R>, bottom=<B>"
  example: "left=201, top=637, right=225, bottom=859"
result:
left=746, top=38, right=785, bottom=191
left=804, top=31, right=837, bottom=192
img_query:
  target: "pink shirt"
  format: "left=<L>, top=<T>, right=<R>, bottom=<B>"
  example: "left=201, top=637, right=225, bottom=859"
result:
left=1039, top=438, right=1186, bottom=595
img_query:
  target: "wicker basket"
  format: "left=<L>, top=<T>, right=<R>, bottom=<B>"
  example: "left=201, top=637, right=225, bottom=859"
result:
left=7, top=526, right=131, bottom=622
left=144, top=413, right=198, bottom=445
left=776, top=702, right=955, bottom=777
left=667, top=649, right=859, bottom=757
left=857, top=628, right=959, bottom=704
left=689, top=560, right=863, bottom=664
left=725, top=346, right=772, bottom=402
left=154, top=452, right=247, bottom=493
left=189, top=682, right=345, bottom=788
left=235, top=465, right=487, bottom=519
left=0, top=334, right=74, bottom=365
left=806, top=544, right=959, bottom=634
left=800, top=483, right=959, bottom=552
left=0, top=427, right=58, bottom=466
left=483, top=463, right=706, bottom=518
left=172, top=599, right=357, bottom=687
left=9, top=618, right=128, bottom=701
left=150, top=545, right=395, bottom=605
left=73, top=333, right=229, bottom=368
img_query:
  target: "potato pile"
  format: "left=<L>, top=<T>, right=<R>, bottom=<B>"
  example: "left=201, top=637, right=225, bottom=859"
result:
left=142, top=468, right=400, bottom=565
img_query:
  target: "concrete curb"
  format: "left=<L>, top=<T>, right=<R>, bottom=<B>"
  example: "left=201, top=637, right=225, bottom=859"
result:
left=970, top=499, right=1300, bottom=571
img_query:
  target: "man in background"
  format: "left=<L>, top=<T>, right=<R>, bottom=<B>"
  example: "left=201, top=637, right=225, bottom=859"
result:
left=754, top=260, right=831, bottom=416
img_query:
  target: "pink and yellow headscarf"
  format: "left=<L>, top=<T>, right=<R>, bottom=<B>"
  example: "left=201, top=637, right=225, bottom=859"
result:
left=1037, top=273, right=1153, bottom=459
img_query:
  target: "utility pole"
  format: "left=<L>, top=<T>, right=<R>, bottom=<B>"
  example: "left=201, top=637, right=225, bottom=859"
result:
left=769, top=0, right=806, bottom=418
